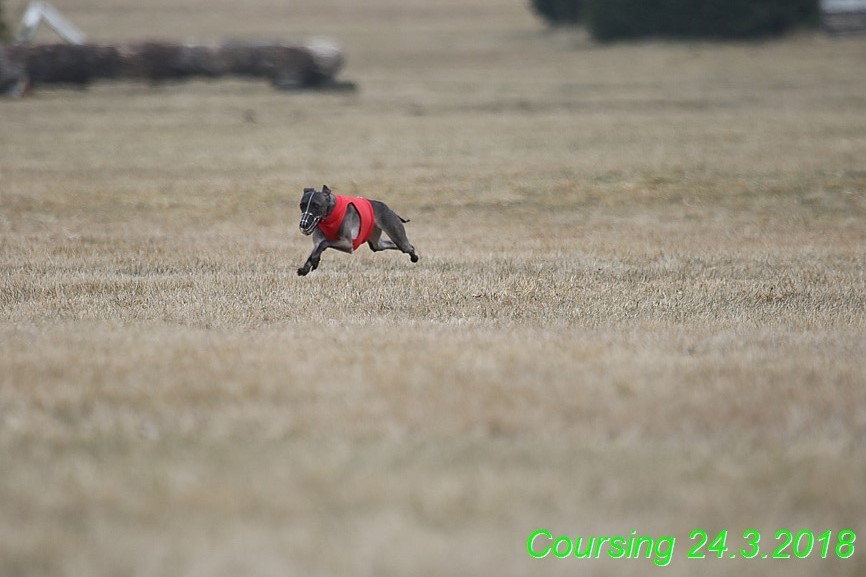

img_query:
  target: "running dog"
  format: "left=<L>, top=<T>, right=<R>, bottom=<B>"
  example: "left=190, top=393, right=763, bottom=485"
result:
left=297, top=185, right=419, bottom=276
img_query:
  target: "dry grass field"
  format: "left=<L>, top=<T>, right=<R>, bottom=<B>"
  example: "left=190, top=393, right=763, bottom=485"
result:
left=2, top=1, right=866, bottom=576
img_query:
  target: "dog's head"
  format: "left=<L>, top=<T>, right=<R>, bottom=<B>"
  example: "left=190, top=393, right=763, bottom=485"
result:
left=299, top=185, right=332, bottom=235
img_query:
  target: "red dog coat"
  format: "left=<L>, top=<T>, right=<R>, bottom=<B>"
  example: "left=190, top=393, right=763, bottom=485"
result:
left=317, top=195, right=376, bottom=250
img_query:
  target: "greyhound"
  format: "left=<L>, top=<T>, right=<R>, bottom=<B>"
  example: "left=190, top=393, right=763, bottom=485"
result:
left=297, top=185, right=419, bottom=276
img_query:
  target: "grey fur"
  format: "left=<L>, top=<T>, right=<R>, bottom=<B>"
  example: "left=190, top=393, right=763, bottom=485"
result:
left=297, top=185, right=419, bottom=276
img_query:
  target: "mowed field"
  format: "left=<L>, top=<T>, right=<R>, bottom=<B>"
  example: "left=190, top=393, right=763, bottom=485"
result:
left=2, top=1, right=866, bottom=575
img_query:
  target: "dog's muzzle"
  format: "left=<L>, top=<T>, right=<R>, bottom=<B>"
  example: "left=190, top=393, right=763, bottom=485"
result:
left=299, top=212, right=321, bottom=235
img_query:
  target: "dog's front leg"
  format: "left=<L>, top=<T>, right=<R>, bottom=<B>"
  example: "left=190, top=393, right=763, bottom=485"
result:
left=297, top=237, right=354, bottom=276
left=298, top=239, right=328, bottom=276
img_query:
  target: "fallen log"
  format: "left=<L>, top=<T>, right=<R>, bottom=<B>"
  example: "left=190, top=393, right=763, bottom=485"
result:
left=6, top=43, right=122, bottom=85
left=0, top=44, right=28, bottom=96
left=0, top=39, right=348, bottom=95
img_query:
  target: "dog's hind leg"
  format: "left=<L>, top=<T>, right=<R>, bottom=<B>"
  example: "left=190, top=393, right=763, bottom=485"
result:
left=366, top=227, right=397, bottom=251
left=367, top=225, right=419, bottom=262
left=370, top=201, right=419, bottom=263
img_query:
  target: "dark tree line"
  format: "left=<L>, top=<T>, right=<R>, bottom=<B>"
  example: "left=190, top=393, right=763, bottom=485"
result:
left=0, top=0, right=9, bottom=43
left=530, top=0, right=820, bottom=40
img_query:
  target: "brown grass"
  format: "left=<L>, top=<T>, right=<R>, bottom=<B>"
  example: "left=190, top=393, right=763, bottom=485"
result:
left=1, top=1, right=865, bottom=576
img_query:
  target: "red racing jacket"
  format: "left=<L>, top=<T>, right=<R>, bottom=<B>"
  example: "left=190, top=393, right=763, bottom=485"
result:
left=317, top=195, right=376, bottom=250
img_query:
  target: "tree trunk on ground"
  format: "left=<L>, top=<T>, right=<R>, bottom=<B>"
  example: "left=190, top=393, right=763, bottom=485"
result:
left=1, top=39, right=348, bottom=95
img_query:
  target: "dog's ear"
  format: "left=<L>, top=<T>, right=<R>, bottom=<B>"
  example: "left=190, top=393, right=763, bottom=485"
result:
left=322, top=185, right=331, bottom=195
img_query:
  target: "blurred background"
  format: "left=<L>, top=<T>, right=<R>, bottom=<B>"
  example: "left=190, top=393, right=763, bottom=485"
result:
left=1, top=2, right=865, bottom=577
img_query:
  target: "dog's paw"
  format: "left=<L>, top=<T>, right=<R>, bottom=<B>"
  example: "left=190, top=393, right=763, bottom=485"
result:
left=297, top=266, right=310, bottom=276
left=410, top=254, right=419, bottom=263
